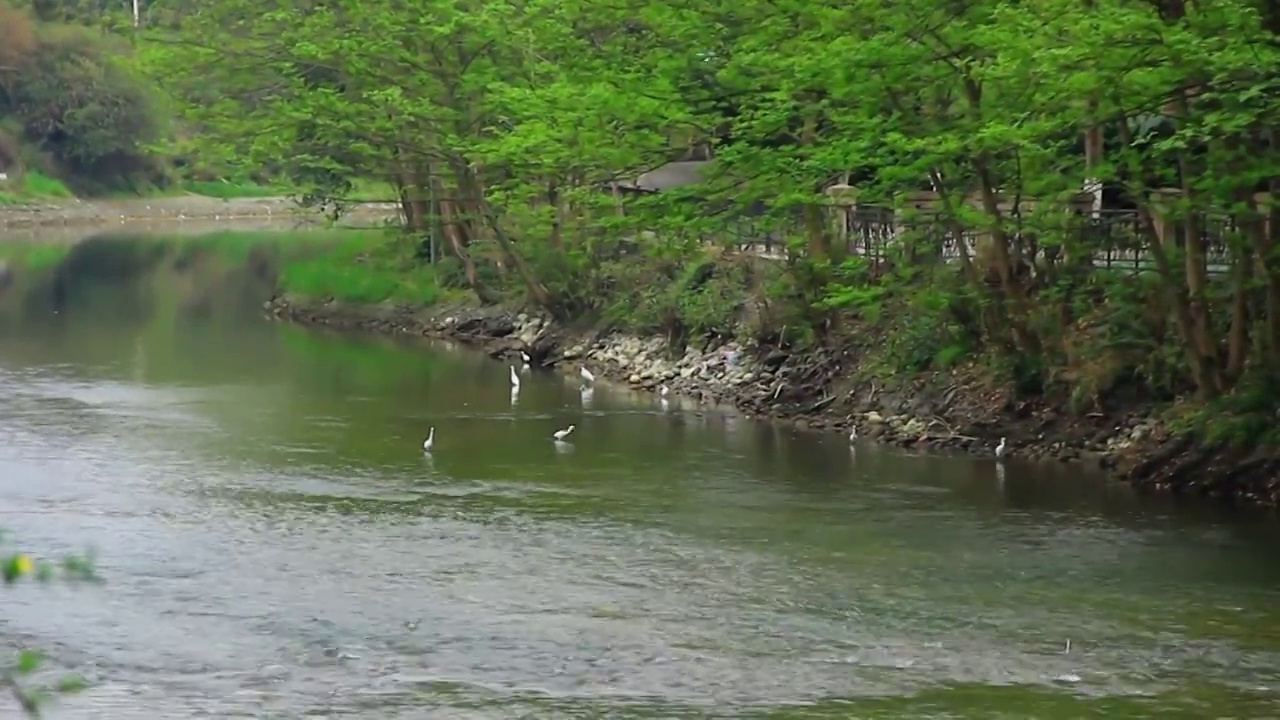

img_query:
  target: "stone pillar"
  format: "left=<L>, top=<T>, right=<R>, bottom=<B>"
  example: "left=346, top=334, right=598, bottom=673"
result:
left=1147, top=188, right=1183, bottom=250
left=824, top=184, right=858, bottom=255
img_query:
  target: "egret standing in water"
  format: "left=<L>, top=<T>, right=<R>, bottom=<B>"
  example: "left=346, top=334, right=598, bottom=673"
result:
left=553, top=424, right=576, bottom=441
left=995, top=437, right=1007, bottom=460
left=422, top=427, right=435, bottom=453
left=509, top=365, right=521, bottom=389
left=580, top=366, right=595, bottom=384
left=848, top=425, right=858, bottom=443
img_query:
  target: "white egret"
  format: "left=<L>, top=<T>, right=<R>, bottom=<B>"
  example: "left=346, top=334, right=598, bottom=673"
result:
left=553, top=424, right=576, bottom=441
left=422, top=427, right=435, bottom=453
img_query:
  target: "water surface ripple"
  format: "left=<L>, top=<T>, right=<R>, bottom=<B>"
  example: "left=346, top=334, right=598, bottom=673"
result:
left=0, top=231, right=1278, bottom=717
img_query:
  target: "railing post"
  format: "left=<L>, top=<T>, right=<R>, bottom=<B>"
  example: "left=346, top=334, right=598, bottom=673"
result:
left=824, top=184, right=858, bottom=256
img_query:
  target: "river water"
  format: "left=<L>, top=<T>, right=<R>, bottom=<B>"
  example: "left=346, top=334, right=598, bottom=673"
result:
left=0, top=229, right=1278, bottom=718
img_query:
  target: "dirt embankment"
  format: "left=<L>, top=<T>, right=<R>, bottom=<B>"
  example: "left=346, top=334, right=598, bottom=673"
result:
left=265, top=295, right=1280, bottom=509
left=0, top=195, right=400, bottom=231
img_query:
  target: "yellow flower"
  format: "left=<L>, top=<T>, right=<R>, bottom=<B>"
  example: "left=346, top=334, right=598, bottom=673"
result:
left=13, top=553, right=33, bottom=576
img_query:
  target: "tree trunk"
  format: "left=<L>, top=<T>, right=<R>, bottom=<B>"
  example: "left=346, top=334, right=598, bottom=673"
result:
left=927, top=170, right=980, bottom=284
left=1114, top=116, right=1219, bottom=395
left=800, top=110, right=830, bottom=261
left=1171, top=92, right=1224, bottom=394
left=392, top=152, right=428, bottom=232
left=1225, top=211, right=1252, bottom=382
left=547, top=178, right=562, bottom=248
left=431, top=171, right=498, bottom=304
left=962, top=76, right=1040, bottom=354
left=1261, top=180, right=1280, bottom=369
left=1259, top=128, right=1280, bottom=369
left=454, top=161, right=556, bottom=311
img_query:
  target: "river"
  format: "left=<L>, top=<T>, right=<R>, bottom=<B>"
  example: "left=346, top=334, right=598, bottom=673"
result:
left=0, top=228, right=1278, bottom=718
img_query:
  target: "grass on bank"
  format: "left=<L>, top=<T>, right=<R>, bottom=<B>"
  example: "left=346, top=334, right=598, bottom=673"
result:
left=179, top=180, right=289, bottom=198
left=0, top=171, right=75, bottom=204
left=278, top=231, right=456, bottom=305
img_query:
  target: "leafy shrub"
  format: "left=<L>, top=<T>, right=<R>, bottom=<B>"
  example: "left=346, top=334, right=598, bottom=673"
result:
left=4, top=23, right=165, bottom=193
left=675, top=260, right=748, bottom=337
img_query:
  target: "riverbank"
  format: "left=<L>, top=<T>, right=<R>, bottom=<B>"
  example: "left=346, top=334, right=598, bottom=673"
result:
left=0, top=195, right=400, bottom=231
left=265, top=295, right=1280, bottom=509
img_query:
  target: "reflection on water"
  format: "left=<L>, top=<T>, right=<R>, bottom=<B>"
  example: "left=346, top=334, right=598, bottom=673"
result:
left=0, top=230, right=1279, bottom=718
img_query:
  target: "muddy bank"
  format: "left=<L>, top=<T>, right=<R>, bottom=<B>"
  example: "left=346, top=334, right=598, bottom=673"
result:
left=266, top=295, right=1280, bottom=508
left=0, top=195, right=400, bottom=231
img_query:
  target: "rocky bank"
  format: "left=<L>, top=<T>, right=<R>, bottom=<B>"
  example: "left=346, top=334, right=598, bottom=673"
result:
left=266, top=295, right=1280, bottom=508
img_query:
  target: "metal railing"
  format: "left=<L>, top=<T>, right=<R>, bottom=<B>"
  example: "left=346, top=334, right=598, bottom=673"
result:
left=682, top=204, right=1248, bottom=276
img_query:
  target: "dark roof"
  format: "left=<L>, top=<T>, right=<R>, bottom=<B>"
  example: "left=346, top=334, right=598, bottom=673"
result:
left=614, top=161, right=712, bottom=192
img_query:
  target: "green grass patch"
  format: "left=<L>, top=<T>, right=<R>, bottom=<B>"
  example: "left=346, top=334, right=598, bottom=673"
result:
left=21, top=171, right=73, bottom=198
left=181, top=179, right=291, bottom=199
left=346, top=178, right=399, bottom=202
left=278, top=231, right=446, bottom=305
left=166, top=228, right=355, bottom=265
left=0, top=171, right=75, bottom=203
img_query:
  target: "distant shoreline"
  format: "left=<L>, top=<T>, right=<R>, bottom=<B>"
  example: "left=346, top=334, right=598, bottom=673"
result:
left=0, top=195, right=401, bottom=232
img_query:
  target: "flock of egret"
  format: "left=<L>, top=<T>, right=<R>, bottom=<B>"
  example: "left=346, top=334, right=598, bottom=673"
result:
left=422, top=358, right=633, bottom=454
left=421, top=354, right=1010, bottom=461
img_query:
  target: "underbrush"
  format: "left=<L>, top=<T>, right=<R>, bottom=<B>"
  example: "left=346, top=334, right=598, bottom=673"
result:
left=597, top=251, right=742, bottom=334
left=837, top=260, right=1279, bottom=451
left=425, top=238, right=784, bottom=344
left=591, top=249, right=799, bottom=347
left=1163, top=376, right=1280, bottom=450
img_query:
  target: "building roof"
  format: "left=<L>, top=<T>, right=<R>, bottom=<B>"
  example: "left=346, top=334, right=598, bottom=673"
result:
left=615, top=160, right=712, bottom=192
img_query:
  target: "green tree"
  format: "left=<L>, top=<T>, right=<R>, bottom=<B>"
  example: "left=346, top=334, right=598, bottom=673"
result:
left=143, top=0, right=1280, bottom=437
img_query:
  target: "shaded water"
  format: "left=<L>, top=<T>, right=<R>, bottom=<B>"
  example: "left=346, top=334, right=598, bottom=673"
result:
left=1, top=229, right=1279, bottom=718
